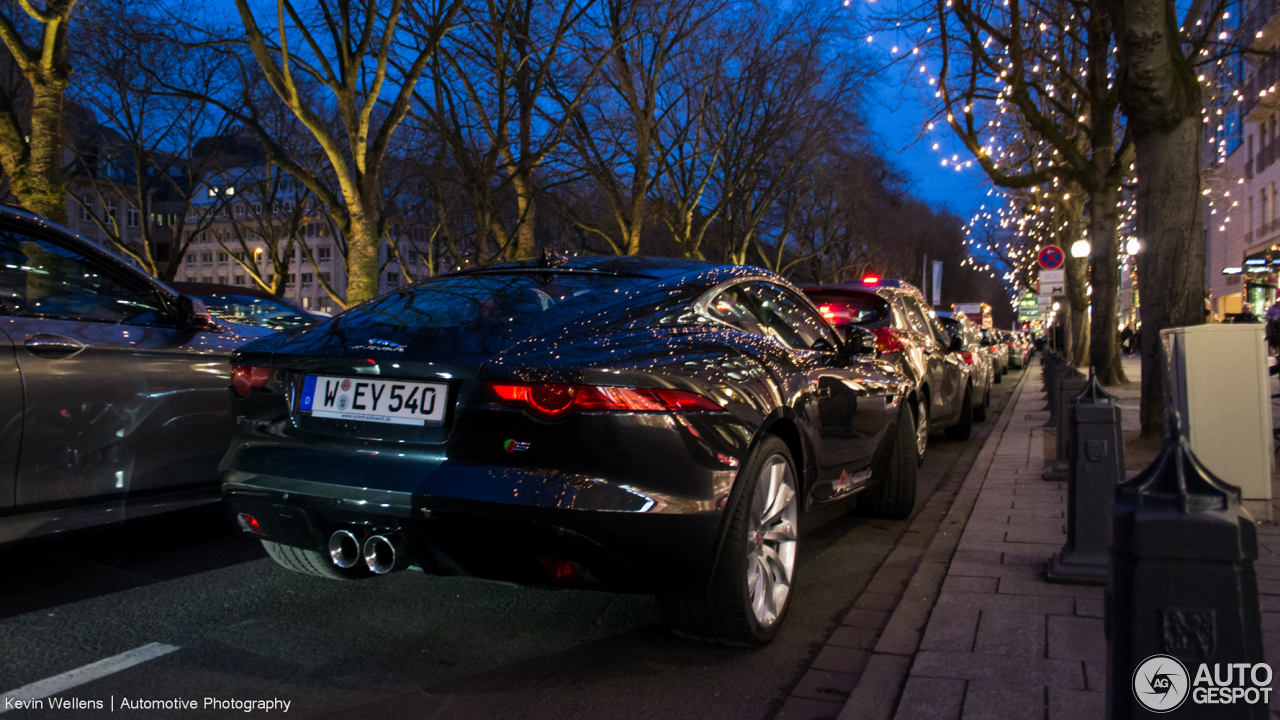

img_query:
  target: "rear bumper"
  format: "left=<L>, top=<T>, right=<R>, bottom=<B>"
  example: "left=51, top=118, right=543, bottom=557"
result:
left=220, top=410, right=753, bottom=594
left=224, top=471, right=727, bottom=593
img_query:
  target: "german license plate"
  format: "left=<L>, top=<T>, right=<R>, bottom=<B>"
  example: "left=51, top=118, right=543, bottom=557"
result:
left=300, top=376, right=446, bottom=426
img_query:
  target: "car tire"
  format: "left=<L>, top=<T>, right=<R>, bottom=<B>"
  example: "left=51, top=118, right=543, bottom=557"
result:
left=261, top=539, right=364, bottom=580
left=974, top=384, right=989, bottom=422
left=660, top=435, right=798, bottom=646
left=945, top=385, right=973, bottom=441
left=869, top=400, right=918, bottom=519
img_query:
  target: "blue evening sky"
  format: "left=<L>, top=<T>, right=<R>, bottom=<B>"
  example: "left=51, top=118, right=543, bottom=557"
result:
left=866, top=75, right=995, bottom=223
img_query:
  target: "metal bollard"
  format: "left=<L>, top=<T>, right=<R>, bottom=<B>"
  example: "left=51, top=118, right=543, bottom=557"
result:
left=1046, top=372, right=1124, bottom=584
left=1042, top=354, right=1061, bottom=412
left=1107, top=415, right=1266, bottom=719
left=1045, top=356, right=1075, bottom=421
left=1044, top=370, right=1087, bottom=479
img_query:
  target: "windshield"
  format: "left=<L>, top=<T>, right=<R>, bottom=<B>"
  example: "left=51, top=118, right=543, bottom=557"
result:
left=346, top=271, right=657, bottom=338
left=197, top=293, right=313, bottom=331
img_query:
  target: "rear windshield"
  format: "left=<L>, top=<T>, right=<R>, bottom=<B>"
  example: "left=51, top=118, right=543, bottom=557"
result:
left=802, top=290, right=891, bottom=326
left=346, top=271, right=657, bottom=335
left=197, top=293, right=312, bottom=331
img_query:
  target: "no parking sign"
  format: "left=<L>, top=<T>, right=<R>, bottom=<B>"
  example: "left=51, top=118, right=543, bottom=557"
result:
left=1038, top=245, right=1065, bottom=270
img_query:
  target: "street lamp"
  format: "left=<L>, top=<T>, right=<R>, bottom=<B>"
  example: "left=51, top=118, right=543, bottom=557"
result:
left=1071, top=239, right=1091, bottom=258
left=1126, top=238, right=1142, bottom=255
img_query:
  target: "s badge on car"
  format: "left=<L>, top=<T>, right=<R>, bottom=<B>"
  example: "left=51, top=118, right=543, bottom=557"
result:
left=504, top=439, right=531, bottom=453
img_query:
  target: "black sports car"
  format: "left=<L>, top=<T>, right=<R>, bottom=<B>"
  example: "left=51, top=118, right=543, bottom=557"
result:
left=222, top=256, right=916, bottom=645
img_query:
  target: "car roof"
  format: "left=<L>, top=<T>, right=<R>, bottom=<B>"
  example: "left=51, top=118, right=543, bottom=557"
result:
left=447, top=254, right=724, bottom=281
left=0, top=203, right=182, bottom=301
left=170, top=282, right=314, bottom=315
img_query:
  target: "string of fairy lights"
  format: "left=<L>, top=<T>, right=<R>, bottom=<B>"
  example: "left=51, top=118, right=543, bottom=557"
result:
left=852, top=0, right=1236, bottom=318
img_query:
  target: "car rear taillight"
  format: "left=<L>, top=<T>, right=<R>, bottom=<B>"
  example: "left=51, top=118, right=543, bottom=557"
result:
left=236, top=513, right=266, bottom=536
left=872, top=327, right=907, bottom=354
left=231, top=365, right=274, bottom=397
left=958, top=351, right=975, bottom=365
left=485, top=381, right=722, bottom=420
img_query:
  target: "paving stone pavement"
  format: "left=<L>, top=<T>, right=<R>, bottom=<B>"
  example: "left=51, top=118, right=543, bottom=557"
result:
left=824, top=358, right=1280, bottom=720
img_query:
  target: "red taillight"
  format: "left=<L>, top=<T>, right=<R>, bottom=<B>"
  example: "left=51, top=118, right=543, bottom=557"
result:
left=958, top=351, right=975, bottom=365
left=539, top=557, right=584, bottom=583
left=485, top=381, right=721, bottom=420
left=231, top=365, right=274, bottom=397
left=861, top=275, right=881, bottom=285
left=872, top=327, right=906, bottom=354
left=236, top=513, right=266, bottom=536
left=818, top=304, right=836, bottom=321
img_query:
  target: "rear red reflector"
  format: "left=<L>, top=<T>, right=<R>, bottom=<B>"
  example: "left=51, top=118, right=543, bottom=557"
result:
left=237, top=513, right=266, bottom=536
left=958, top=351, right=975, bottom=365
left=231, top=365, right=274, bottom=397
left=539, top=557, right=584, bottom=583
left=484, top=381, right=721, bottom=420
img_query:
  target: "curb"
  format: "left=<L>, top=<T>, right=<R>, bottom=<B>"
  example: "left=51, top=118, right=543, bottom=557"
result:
left=828, top=366, right=1035, bottom=720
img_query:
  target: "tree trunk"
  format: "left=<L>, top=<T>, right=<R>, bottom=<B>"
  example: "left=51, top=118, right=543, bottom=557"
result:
left=1111, top=0, right=1205, bottom=437
left=512, top=180, right=536, bottom=261
left=1133, top=117, right=1204, bottom=437
left=10, top=79, right=67, bottom=223
left=346, top=211, right=381, bottom=305
left=1087, top=177, right=1128, bottom=384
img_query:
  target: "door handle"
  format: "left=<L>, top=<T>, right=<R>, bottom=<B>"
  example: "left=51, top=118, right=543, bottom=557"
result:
left=25, top=334, right=85, bottom=356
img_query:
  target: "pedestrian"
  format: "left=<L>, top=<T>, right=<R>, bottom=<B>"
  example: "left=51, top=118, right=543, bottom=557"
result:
left=1119, top=325, right=1134, bottom=355
left=1266, top=303, right=1280, bottom=355
left=1234, top=303, right=1259, bottom=324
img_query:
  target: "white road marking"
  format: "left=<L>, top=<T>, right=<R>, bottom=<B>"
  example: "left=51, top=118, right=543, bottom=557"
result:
left=0, top=642, right=179, bottom=713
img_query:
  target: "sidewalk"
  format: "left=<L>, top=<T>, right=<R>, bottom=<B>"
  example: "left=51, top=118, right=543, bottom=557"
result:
left=826, top=357, right=1280, bottom=720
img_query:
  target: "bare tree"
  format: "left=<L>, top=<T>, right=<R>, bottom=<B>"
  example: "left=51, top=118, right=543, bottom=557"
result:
left=1111, top=0, right=1224, bottom=435
left=157, top=0, right=465, bottom=306
left=0, top=0, right=76, bottom=220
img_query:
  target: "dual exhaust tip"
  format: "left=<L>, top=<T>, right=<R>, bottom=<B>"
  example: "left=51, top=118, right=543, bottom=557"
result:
left=328, top=529, right=399, bottom=575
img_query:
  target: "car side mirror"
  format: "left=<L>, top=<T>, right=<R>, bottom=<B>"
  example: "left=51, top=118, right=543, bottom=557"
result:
left=176, top=295, right=217, bottom=332
left=949, top=334, right=963, bottom=352
left=840, top=326, right=878, bottom=357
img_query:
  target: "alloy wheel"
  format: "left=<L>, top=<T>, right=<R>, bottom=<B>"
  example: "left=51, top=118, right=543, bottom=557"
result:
left=915, top=405, right=929, bottom=459
left=746, top=456, right=798, bottom=628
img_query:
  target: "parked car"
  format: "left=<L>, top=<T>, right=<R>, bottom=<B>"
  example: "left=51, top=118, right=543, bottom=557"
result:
left=1006, top=331, right=1032, bottom=368
left=0, top=205, right=274, bottom=544
left=223, top=257, right=916, bottom=646
left=981, top=327, right=1009, bottom=380
left=800, top=278, right=975, bottom=465
left=171, top=282, right=323, bottom=332
left=936, top=311, right=993, bottom=421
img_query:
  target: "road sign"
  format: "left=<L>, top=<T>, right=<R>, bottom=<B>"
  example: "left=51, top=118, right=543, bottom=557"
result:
left=1039, top=268, right=1065, bottom=283
left=1038, top=245, right=1065, bottom=270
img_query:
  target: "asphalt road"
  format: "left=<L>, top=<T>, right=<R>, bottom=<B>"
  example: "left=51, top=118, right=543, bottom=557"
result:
left=0, top=368, right=1025, bottom=720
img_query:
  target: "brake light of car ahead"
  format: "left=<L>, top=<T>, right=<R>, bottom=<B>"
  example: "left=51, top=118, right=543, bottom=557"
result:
left=232, top=365, right=275, bottom=397
left=957, top=351, right=976, bottom=365
left=871, top=327, right=907, bottom=354
left=484, top=381, right=722, bottom=420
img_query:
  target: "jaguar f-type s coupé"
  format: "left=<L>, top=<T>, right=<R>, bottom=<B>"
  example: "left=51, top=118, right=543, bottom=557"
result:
left=222, top=256, right=916, bottom=645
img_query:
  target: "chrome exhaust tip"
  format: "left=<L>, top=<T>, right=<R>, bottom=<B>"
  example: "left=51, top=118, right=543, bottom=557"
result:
left=363, top=534, right=398, bottom=575
left=328, top=529, right=361, bottom=569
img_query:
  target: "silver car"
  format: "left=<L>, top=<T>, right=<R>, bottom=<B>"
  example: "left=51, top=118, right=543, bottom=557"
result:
left=0, top=206, right=273, bottom=544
